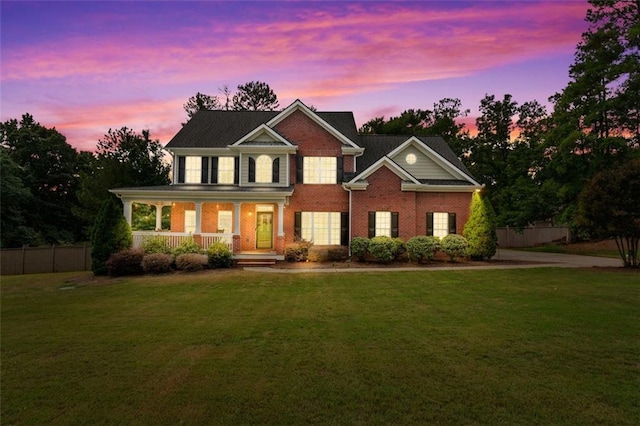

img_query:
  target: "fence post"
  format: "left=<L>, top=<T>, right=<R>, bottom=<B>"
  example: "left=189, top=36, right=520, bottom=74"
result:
left=52, top=244, right=56, bottom=273
left=22, top=246, right=26, bottom=275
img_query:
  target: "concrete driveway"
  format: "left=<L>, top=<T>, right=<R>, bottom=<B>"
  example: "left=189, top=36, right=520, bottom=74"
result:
left=495, top=249, right=622, bottom=268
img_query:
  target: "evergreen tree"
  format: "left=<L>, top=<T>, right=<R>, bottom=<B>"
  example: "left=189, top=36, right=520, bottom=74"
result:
left=464, top=192, right=498, bottom=260
left=232, top=81, right=279, bottom=111
left=90, top=195, right=132, bottom=275
left=183, top=92, right=221, bottom=119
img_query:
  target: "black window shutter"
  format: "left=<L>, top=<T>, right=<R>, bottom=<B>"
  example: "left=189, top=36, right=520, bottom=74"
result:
left=210, top=157, right=218, bottom=184
left=340, top=212, right=349, bottom=246
left=177, top=156, right=185, bottom=183
left=448, top=213, right=457, bottom=234
left=426, top=212, right=434, bottom=236
left=391, top=212, right=399, bottom=238
left=337, top=157, right=344, bottom=182
left=272, top=157, right=280, bottom=183
left=201, top=157, right=209, bottom=184
left=234, top=157, right=239, bottom=184
left=296, top=156, right=303, bottom=183
left=294, top=212, right=302, bottom=239
left=248, top=157, right=256, bottom=182
left=368, top=211, right=375, bottom=238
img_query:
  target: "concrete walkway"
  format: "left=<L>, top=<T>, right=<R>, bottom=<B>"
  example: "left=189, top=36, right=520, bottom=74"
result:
left=243, top=249, right=623, bottom=273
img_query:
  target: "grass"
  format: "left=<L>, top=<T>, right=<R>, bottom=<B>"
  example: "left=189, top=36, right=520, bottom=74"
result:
left=2, top=268, right=639, bottom=425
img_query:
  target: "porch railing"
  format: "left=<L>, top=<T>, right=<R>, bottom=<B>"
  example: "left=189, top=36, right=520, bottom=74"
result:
left=132, top=232, right=233, bottom=252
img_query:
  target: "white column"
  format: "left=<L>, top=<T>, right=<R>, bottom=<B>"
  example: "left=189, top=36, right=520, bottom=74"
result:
left=195, top=202, right=202, bottom=234
left=234, top=202, right=241, bottom=235
left=277, top=202, right=285, bottom=237
left=123, top=200, right=132, bottom=226
left=155, top=203, right=163, bottom=230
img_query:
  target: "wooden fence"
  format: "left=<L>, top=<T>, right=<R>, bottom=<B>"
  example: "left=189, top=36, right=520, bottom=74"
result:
left=497, top=226, right=570, bottom=248
left=1, top=245, right=92, bottom=275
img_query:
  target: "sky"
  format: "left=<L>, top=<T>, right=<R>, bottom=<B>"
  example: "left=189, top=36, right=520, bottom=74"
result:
left=1, top=1, right=589, bottom=152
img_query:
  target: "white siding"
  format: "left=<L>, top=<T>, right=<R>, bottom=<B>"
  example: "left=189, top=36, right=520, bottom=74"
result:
left=390, top=146, right=456, bottom=180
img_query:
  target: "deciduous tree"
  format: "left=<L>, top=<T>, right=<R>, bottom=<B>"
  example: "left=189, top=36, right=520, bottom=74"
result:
left=577, top=158, right=640, bottom=267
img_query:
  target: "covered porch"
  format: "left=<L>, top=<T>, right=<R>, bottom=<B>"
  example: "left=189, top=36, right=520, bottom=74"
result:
left=109, top=186, right=294, bottom=259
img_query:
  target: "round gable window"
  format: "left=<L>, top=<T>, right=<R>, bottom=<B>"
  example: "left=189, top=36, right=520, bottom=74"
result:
left=406, top=153, right=417, bottom=165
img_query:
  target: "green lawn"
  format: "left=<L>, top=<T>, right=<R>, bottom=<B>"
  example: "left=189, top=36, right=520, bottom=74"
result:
left=2, top=268, right=638, bottom=425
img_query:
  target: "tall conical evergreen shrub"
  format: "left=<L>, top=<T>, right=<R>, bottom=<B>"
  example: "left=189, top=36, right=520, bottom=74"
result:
left=464, top=192, right=498, bottom=260
left=91, top=195, right=132, bottom=275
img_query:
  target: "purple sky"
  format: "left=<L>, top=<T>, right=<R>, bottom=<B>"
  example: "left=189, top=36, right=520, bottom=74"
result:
left=1, top=1, right=588, bottom=152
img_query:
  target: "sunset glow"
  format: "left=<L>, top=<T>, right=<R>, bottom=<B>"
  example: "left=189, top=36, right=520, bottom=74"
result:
left=1, top=1, right=588, bottom=151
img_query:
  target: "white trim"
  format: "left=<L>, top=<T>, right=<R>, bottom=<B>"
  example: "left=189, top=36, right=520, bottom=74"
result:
left=387, top=137, right=481, bottom=186
left=109, top=188, right=293, bottom=203
left=401, top=182, right=480, bottom=192
left=230, top=124, right=297, bottom=149
left=167, top=147, right=234, bottom=156
left=346, top=156, right=420, bottom=185
left=267, top=100, right=361, bottom=150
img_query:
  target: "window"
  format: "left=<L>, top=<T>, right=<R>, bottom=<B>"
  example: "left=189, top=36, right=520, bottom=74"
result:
left=255, top=155, right=272, bottom=183
left=184, top=156, right=201, bottom=184
left=303, top=157, right=337, bottom=184
left=218, top=157, right=235, bottom=184
left=406, top=153, right=417, bottom=165
left=217, top=210, right=232, bottom=233
left=368, top=211, right=399, bottom=238
left=300, top=212, right=341, bottom=245
left=184, top=210, right=196, bottom=234
left=375, top=212, right=392, bottom=237
left=427, top=212, right=456, bottom=237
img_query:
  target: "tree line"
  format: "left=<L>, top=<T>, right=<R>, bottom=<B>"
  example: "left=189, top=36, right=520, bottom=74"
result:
left=1, top=1, right=638, bottom=265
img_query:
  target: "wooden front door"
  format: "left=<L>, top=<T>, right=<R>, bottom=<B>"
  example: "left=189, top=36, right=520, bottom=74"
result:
left=256, top=212, right=273, bottom=249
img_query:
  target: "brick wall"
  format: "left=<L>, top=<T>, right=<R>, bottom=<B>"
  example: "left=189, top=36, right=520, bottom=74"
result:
left=351, top=166, right=473, bottom=239
left=276, top=110, right=351, bottom=245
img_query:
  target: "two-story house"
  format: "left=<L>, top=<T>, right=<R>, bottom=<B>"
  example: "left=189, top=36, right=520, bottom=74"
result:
left=110, top=100, right=482, bottom=260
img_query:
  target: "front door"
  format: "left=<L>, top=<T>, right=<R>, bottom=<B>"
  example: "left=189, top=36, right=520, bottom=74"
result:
left=256, top=212, right=273, bottom=249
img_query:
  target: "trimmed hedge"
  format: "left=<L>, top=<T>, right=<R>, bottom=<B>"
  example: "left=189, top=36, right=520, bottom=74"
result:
left=142, top=253, right=174, bottom=274
left=368, top=236, right=397, bottom=263
left=207, top=242, right=233, bottom=268
left=142, top=235, right=172, bottom=254
left=350, top=237, right=369, bottom=262
left=106, top=248, right=144, bottom=277
left=441, top=234, right=468, bottom=262
left=406, top=236, right=439, bottom=263
left=175, top=253, right=208, bottom=272
left=285, top=240, right=313, bottom=262
left=173, top=237, right=203, bottom=256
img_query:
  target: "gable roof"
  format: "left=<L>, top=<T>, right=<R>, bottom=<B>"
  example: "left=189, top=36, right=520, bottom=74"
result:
left=356, top=134, right=473, bottom=178
left=165, top=106, right=359, bottom=149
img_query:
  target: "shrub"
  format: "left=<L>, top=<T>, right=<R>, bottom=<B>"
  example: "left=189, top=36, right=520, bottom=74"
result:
left=464, top=192, right=498, bottom=260
left=173, top=237, right=203, bottom=256
left=406, top=236, right=439, bottom=263
left=368, top=236, right=397, bottom=263
left=328, top=246, right=349, bottom=261
left=393, top=237, right=406, bottom=260
left=440, top=234, right=468, bottom=262
left=175, top=253, right=208, bottom=272
left=206, top=242, right=233, bottom=268
left=307, top=246, right=329, bottom=262
left=142, top=235, right=172, bottom=254
left=91, top=195, right=133, bottom=275
left=350, top=237, right=369, bottom=262
left=106, top=248, right=144, bottom=277
left=285, top=240, right=313, bottom=262
left=142, top=253, right=174, bottom=274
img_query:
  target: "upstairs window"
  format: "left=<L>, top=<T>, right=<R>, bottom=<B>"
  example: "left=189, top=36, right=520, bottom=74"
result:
left=218, top=157, right=235, bottom=184
left=255, top=155, right=272, bottom=183
left=303, top=157, right=337, bottom=184
left=184, top=156, right=201, bottom=184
